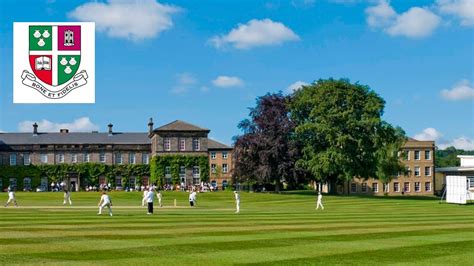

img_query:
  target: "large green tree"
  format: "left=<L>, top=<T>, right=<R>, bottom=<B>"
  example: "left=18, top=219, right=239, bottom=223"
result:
left=290, top=78, right=405, bottom=193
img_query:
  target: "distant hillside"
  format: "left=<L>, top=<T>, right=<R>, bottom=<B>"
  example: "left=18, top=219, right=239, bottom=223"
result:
left=435, top=147, right=474, bottom=168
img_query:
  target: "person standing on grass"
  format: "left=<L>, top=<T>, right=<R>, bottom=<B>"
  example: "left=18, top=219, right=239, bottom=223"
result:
left=141, top=188, right=147, bottom=207
left=316, top=192, right=324, bottom=210
left=234, top=191, right=240, bottom=213
left=63, top=189, right=72, bottom=205
left=145, top=187, right=159, bottom=215
left=4, top=187, right=18, bottom=207
left=189, top=190, right=197, bottom=207
left=157, top=190, right=163, bottom=207
left=98, top=191, right=113, bottom=216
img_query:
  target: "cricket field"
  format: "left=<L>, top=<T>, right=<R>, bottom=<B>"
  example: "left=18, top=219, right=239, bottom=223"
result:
left=0, top=191, right=473, bottom=265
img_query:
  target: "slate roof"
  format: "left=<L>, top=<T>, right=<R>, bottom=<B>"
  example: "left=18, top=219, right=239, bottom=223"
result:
left=0, top=132, right=150, bottom=145
left=208, top=139, right=232, bottom=150
left=154, top=120, right=210, bottom=132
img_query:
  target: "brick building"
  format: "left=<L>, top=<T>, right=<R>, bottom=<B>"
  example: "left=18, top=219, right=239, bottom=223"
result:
left=0, top=119, right=233, bottom=191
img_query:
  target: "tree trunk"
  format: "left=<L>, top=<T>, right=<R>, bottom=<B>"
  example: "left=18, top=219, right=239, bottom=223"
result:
left=275, top=178, right=281, bottom=193
left=328, top=178, right=338, bottom=195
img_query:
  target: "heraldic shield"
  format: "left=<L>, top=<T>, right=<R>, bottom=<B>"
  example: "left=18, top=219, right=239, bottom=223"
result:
left=28, top=25, right=81, bottom=86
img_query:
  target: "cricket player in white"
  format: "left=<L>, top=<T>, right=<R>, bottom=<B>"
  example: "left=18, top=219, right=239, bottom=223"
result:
left=234, top=191, right=240, bottom=213
left=189, top=191, right=197, bottom=207
left=4, top=187, right=18, bottom=207
left=98, top=191, right=113, bottom=216
left=63, top=189, right=72, bottom=205
left=141, top=189, right=148, bottom=207
left=157, top=190, right=162, bottom=207
left=316, top=192, right=324, bottom=210
left=145, top=188, right=159, bottom=215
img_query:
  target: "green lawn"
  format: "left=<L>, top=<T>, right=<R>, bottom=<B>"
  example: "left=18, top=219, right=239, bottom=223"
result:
left=0, top=191, right=473, bottom=265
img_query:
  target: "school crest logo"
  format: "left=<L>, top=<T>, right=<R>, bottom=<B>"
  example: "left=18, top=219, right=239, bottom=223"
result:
left=14, top=23, right=95, bottom=103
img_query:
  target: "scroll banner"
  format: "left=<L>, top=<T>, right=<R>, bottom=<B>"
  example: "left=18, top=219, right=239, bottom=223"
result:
left=21, top=70, right=88, bottom=99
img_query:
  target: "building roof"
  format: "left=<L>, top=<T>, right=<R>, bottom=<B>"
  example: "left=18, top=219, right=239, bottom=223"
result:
left=154, top=120, right=210, bottom=132
left=404, top=137, right=435, bottom=148
left=208, top=139, right=232, bottom=150
left=0, top=132, right=150, bottom=145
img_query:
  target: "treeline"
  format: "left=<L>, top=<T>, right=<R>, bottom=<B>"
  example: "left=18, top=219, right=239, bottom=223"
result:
left=232, top=79, right=407, bottom=193
left=436, top=147, right=474, bottom=167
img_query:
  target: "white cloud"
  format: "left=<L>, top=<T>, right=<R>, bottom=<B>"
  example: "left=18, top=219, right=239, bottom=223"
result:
left=440, top=79, right=474, bottom=101
left=287, top=81, right=309, bottom=93
left=365, top=1, right=441, bottom=38
left=212, top=76, right=244, bottom=88
left=171, top=73, right=197, bottom=94
left=210, top=19, right=300, bottom=49
left=69, top=0, right=180, bottom=41
left=413, top=128, right=474, bottom=150
left=437, top=0, right=474, bottom=26
left=18, top=117, right=99, bottom=133
left=365, top=0, right=396, bottom=28
left=414, top=127, right=443, bottom=141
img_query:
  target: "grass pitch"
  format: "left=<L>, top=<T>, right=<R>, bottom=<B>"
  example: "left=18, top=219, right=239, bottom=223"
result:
left=0, top=191, right=473, bottom=265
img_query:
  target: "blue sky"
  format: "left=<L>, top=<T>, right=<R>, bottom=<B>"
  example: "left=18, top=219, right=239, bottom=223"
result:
left=0, top=0, right=473, bottom=148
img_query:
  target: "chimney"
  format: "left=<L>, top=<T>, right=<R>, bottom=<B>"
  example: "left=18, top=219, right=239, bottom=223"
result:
left=33, top=123, right=38, bottom=136
left=59, top=129, right=69, bottom=133
left=108, top=123, right=113, bottom=136
left=148, top=118, right=154, bottom=134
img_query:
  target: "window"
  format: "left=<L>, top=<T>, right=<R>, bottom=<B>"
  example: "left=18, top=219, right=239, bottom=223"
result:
left=99, top=152, right=106, bottom=163
left=23, top=178, right=31, bottom=191
left=129, top=176, right=136, bottom=187
left=193, top=166, right=200, bottom=178
left=361, top=183, right=367, bottom=193
left=404, top=182, right=410, bottom=192
left=394, top=182, right=400, bottom=192
left=222, top=180, right=228, bottom=189
left=406, top=167, right=411, bottom=176
left=211, top=152, right=216, bottom=159
left=84, top=153, right=90, bottom=163
left=211, top=164, right=216, bottom=173
left=179, top=166, right=186, bottom=178
left=383, top=183, right=389, bottom=193
left=116, top=176, right=122, bottom=187
left=40, top=153, right=48, bottom=163
left=414, top=150, right=420, bottom=160
left=9, top=154, right=17, bottom=166
left=99, top=176, right=106, bottom=186
left=425, top=182, right=432, bottom=192
left=222, top=163, right=228, bottom=173
left=179, top=139, right=186, bottom=151
left=164, top=138, right=171, bottom=151
left=372, top=183, right=378, bottom=193
left=165, top=166, right=171, bottom=176
left=406, top=151, right=410, bottom=161
left=23, top=153, right=30, bottom=166
left=58, top=153, right=64, bottom=163
left=425, top=150, right=431, bottom=160
left=192, top=138, right=200, bottom=151
left=468, top=177, right=474, bottom=189
left=222, top=152, right=228, bottom=159
left=414, top=166, right=420, bottom=177
left=9, top=178, right=17, bottom=190
left=415, top=182, right=421, bottom=192
left=72, top=153, right=78, bottom=163
left=129, top=153, right=136, bottom=164
left=142, top=153, right=149, bottom=164
left=424, top=166, right=431, bottom=176
left=115, top=153, right=122, bottom=164
left=350, top=183, right=357, bottom=193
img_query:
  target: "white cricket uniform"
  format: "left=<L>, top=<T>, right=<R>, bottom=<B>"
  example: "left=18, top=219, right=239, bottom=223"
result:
left=5, top=191, right=17, bottom=207
left=234, top=193, right=240, bottom=213
left=316, top=194, right=324, bottom=210
left=157, top=192, right=162, bottom=207
left=189, top=192, right=197, bottom=206
left=98, top=194, right=113, bottom=216
left=63, top=192, right=72, bottom=205
left=145, top=191, right=155, bottom=203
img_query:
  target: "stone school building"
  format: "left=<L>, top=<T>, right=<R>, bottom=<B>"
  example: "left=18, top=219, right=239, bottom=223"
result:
left=0, top=119, right=233, bottom=191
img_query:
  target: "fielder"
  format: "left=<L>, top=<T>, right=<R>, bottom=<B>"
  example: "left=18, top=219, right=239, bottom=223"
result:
left=98, top=191, right=113, bottom=216
left=316, top=192, right=324, bottom=210
left=4, top=187, right=18, bottom=207
left=234, top=191, right=240, bottom=213
left=141, top=189, right=147, bottom=207
left=157, top=190, right=163, bottom=207
left=63, top=189, right=72, bottom=205
left=189, top=190, right=197, bottom=207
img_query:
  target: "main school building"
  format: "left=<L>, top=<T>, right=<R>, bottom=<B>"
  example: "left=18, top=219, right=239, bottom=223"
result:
left=0, top=119, right=233, bottom=191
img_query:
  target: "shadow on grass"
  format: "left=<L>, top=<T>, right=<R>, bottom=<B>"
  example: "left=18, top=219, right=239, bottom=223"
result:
left=279, top=190, right=439, bottom=201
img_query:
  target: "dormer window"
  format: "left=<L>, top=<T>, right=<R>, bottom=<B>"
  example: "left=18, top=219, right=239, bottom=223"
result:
left=179, top=139, right=186, bottom=151
left=164, top=138, right=171, bottom=151
left=192, top=138, right=200, bottom=151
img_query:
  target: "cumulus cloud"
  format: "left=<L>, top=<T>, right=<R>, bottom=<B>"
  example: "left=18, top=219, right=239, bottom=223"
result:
left=413, top=128, right=474, bottom=150
left=212, top=76, right=244, bottom=88
left=69, top=0, right=180, bottom=41
left=210, top=19, right=300, bottom=49
left=171, top=73, right=197, bottom=94
left=18, top=117, right=99, bottom=133
left=366, top=1, right=441, bottom=38
left=437, top=0, right=474, bottom=26
left=440, top=79, right=474, bottom=101
left=287, top=81, right=309, bottom=93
